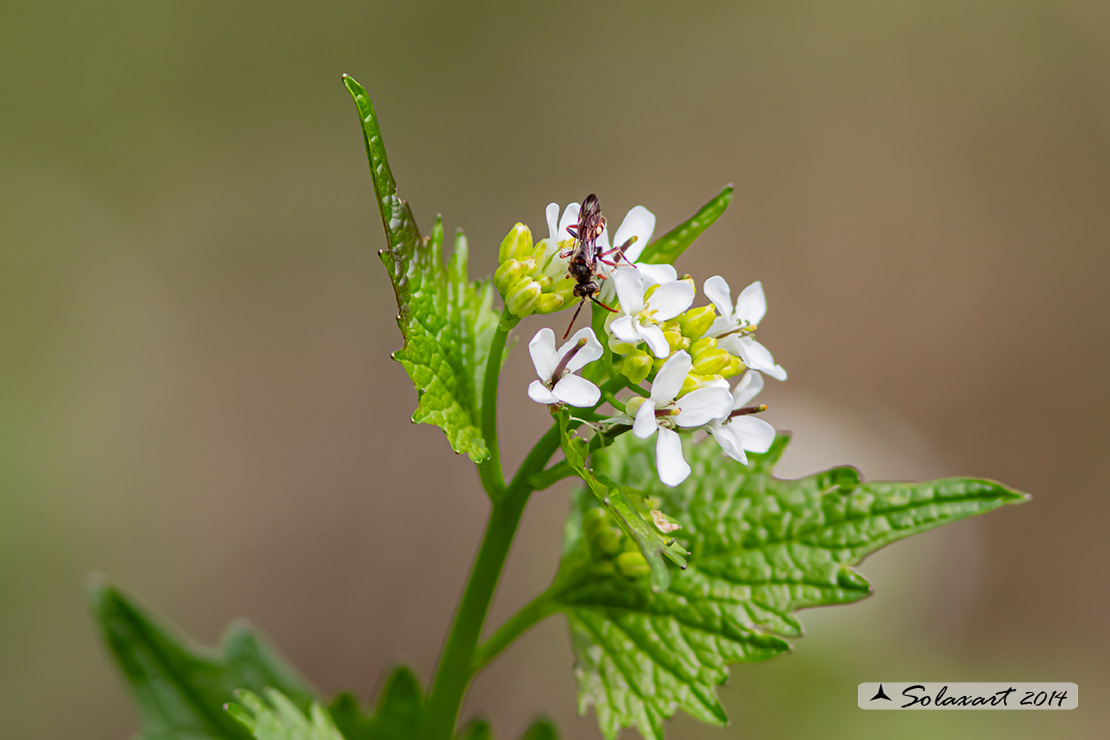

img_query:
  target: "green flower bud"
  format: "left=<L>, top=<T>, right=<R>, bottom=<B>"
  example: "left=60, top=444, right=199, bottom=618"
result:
left=499, top=223, right=534, bottom=263
left=619, top=349, right=653, bottom=385
left=690, top=336, right=718, bottom=356
left=662, top=321, right=689, bottom=353
left=506, top=278, right=542, bottom=317
left=494, top=259, right=525, bottom=295
left=720, top=355, right=745, bottom=379
left=681, top=372, right=726, bottom=396
left=693, top=347, right=731, bottom=376
left=591, top=560, right=618, bottom=576
left=616, top=551, right=651, bottom=578
left=535, top=292, right=565, bottom=314
left=593, top=528, right=624, bottom=557
left=677, top=306, right=717, bottom=341
left=582, top=507, right=609, bottom=539
left=624, top=395, right=647, bottom=419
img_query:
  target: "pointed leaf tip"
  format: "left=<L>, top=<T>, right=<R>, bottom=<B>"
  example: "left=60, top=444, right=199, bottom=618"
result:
left=556, top=432, right=1027, bottom=740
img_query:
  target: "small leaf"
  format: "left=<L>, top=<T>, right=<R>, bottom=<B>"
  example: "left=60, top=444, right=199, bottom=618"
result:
left=88, top=576, right=316, bottom=740
left=328, top=665, right=424, bottom=740
left=344, top=75, right=501, bottom=463
left=556, top=412, right=688, bottom=593
left=228, top=690, right=345, bottom=740
left=455, top=718, right=493, bottom=740
left=517, top=718, right=559, bottom=740
left=554, top=433, right=1028, bottom=740
left=638, top=186, right=733, bottom=266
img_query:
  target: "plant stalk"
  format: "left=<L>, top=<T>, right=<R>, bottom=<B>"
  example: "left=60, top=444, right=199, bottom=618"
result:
left=422, top=490, right=530, bottom=740
left=471, top=589, right=557, bottom=675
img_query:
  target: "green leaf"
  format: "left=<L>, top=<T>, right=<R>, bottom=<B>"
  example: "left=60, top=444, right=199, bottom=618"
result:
left=88, top=576, right=317, bottom=740
left=454, top=716, right=559, bottom=740
left=455, top=719, right=493, bottom=740
left=328, top=665, right=423, bottom=740
left=638, top=186, right=733, bottom=266
left=344, top=75, right=500, bottom=463
left=228, top=690, right=344, bottom=740
left=555, top=412, right=688, bottom=594
left=554, top=434, right=1028, bottom=740
left=517, top=718, right=558, bottom=740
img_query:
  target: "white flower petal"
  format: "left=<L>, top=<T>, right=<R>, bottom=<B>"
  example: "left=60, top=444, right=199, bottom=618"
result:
left=609, top=315, right=640, bottom=344
left=545, top=202, right=560, bottom=244
left=653, top=351, right=691, bottom=402
left=552, top=374, right=601, bottom=408
left=734, top=281, right=767, bottom=326
left=656, top=428, right=691, bottom=486
left=558, top=202, right=581, bottom=241
left=596, top=226, right=610, bottom=251
left=737, top=337, right=785, bottom=380
left=639, top=323, right=671, bottom=359
left=709, top=424, right=749, bottom=464
left=716, top=332, right=743, bottom=357
left=528, top=328, right=558, bottom=379
left=675, top=387, right=734, bottom=428
left=731, top=370, right=764, bottom=409
left=646, top=280, right=694, bottom=321
left=562, top=327, right=603, bottom=372
left=708, top=316, right=737, bottom=339
left=612, top=267, right=645, bottom=314
left=637, top=263, right=678, bottom=287
left=527, top=380, right=559, bottom=405
left=633, top=400, right=658, bottom=439
left=703, top=275, right=733, bottom=319
left=731, top=416, right=776, bottom=453
left=614, top=206, right=656, bottom=263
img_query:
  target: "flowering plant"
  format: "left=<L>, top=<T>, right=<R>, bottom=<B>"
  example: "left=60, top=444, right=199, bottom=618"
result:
left=90, top=77, right=1028, bottom=740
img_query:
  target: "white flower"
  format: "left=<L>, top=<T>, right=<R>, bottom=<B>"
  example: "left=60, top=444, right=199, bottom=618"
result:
left=706, top=371, right=776, bottom=464
left=593, top=206, right=677, bottom=301
left=536, top=201, right=581, bottom=278
left=609, top=268, right=694, bottom=358
left=704, top=276, right=786, bottom=381
left=631, top=351, right=733, bottom=486
left=527, top=327, right=603, bottom=407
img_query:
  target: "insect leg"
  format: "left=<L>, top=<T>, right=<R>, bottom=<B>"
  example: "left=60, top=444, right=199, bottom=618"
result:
left=589, top=295, right=619, bottom=313
left=563, top=298, right=588, bottom=340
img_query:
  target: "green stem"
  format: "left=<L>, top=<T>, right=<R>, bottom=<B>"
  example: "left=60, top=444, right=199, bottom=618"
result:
left=471, top=589, right=557, bottom=675
left=423, top=422, right=562, bottom=740
left=423, top=492, right=529, bottom=740
left=477, top=313, right=516, bottom=499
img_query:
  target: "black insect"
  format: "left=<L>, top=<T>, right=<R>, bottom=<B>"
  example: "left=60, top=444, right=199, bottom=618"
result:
left=561, top=194, right=637, bottom=339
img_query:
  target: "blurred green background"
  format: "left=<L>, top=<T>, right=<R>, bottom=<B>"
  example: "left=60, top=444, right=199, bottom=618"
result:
left=2, top=1, right=1107, bottom=738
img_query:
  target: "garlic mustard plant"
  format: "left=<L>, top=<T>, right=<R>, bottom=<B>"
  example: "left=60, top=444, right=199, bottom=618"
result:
left=90, top=76, right=1030, bottom=740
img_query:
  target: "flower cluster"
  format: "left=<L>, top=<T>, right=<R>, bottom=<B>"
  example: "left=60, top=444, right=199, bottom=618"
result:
left=509, top=200, right=785, bottom=486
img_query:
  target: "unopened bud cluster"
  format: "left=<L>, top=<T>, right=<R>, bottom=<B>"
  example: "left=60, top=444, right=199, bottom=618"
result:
left=581, top=508, right=651, bottom=578
left=494, top=223, right=576, bottom=318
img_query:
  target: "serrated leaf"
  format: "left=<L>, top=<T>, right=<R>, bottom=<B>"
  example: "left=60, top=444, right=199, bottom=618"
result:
left=555, top=433, right=1028, bottom=740
left=328, top=665, right=423, bottom=740
left=89, top=576, right=316, bottom=740
left=344, top=75, right=500, bottom=462
left=556, top=412, right=688, bottom=594
left=228, top=690, right=344, bottom=740
left=638, top=186, right=733, bottom=266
